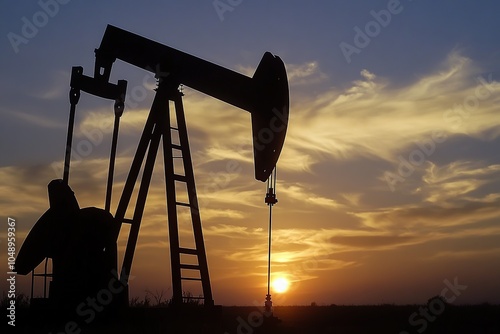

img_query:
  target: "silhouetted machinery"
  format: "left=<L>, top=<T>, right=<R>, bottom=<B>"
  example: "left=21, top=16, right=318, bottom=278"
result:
left=16, top=25, right=289, bottom=310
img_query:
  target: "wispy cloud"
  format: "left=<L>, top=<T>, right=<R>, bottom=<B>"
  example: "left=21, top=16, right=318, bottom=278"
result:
left=0, top=165, right=54, bottom=216
left=279, top=183, right=344, bottom=210
left=423, top=160, right=500, bottom=185
left=30, top=70, right=70, bottom=100
left=287, top=51, right=500, bottom=168
left=286, top=61, right=328, bottom=86
left=418, top=161, right=500, bottom=204
left=3, top=109, right=66, bottom=129
left=235, top=60, right=327, bottom=87
left=351, top=199, right=500, bottom=233
left=76, top=107, right=150, bottom=138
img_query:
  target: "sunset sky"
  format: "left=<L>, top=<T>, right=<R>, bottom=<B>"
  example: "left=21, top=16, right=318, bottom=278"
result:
left=1, top=1, right=500, bottom=306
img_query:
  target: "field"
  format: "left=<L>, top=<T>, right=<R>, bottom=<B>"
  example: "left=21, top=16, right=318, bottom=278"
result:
left=7, top=302, right=500, bottom=333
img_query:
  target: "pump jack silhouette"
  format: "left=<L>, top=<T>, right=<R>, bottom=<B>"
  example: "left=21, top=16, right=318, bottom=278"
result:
left=16, top=25, right=289, bottom=311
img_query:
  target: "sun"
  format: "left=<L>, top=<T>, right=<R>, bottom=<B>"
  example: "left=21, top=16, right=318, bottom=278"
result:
left=272, top=277, right=290, bottom=293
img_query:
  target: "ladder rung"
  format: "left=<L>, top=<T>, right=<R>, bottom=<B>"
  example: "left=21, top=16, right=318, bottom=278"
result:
left=170, top=126, right=178, bottom=131
left=183, top=296, right=205, bottom=300
left=180, top=264, right=200, bottom=270
left=122, top=218, right=134, bottom=224
left=171, top=144, right=182, bottom=150
left=181, top=277, right=202, bottom=281
left=176, top=201, right=191, bottom=208
left=174, top=174, right=186, bottom=182
left=179, top=247, right=198, bottom=255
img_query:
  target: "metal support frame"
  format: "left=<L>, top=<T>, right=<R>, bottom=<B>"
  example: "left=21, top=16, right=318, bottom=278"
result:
left=113, top=81, right=213, bottom=306
left=30, top=258, right=52, bottom=300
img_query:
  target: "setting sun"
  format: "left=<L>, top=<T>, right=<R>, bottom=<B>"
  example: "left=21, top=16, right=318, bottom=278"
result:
left=272, top=277, right=290, bottom=293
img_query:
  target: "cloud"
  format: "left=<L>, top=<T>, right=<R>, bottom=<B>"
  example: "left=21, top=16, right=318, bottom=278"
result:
left=287, top=50, right=500, bottom=168
left=351, top=199, right=500, bottom=233
left=286, top=61, right=328, bottom=86
left=204, top=224, right=264, bottom=238
left=341, top=193, right=362, bottom=206
left=218, top=239, right=356, bottom=282
left=404, top=51, right=475, bottom=98
left=423, top=160, right=500, bottom=184
left=329, top=235, right=417, bottom=249
left=76, top=108, right=150, bottom=137
left=427, top=247, right=500, bottom=261
left=418, top=160, right=500, bottom=204
left=30, top=70, right=70, bottom=100
left=235, top=60, right=327, bottom=87
left=6, top=154, right=493, bottom=266
left=193, top=208, right=246, bottom=221
left=0, top=165, right=54, bottom=218
left=207, top=225, right=412, bottom=262
left=198, top=187, right=262, bottom=208
left=279, top=183, right=344, bottom=210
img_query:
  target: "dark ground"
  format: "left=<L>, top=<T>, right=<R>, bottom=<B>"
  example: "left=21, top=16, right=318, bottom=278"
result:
left=6, top=303, right=500, bottom=333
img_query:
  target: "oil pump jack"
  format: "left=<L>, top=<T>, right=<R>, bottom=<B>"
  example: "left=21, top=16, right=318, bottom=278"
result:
left=16, top=25, right=289, bottom=310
